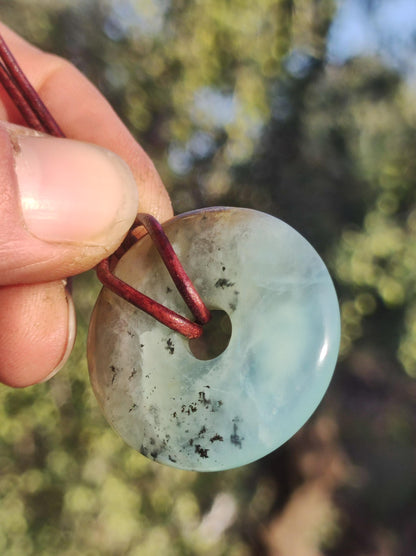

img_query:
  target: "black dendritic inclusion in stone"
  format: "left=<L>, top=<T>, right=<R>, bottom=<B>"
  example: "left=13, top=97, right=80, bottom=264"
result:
left=215, top=278, right=235, bottom=289
left=109, top=365, right=119, bottom=385
left=189, top=309, right=232, bottom=360
left=210, top=434, right=224, bottom=443
left=195, top=444, right=209, bottom=458
left=230, top=418, right=244, bottom=449
left=165, top=338, right=174, bottom=355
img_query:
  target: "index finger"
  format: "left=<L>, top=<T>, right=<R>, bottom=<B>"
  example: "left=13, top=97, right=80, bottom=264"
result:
left=0, top=22, right=173, bottom=222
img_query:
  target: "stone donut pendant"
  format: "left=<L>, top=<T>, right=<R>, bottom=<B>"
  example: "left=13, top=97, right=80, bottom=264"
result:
left=87, top=207, right=340, bottom=472
left=0, top=33, right=340, bottom=472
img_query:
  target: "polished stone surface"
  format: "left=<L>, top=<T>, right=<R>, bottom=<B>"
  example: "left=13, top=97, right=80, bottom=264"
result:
left=88, top=207, right=340, bottom=471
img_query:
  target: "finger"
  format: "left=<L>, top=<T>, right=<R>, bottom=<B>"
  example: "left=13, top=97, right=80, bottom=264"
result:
left=0, top=280, right=75, bottom=387
left=0, top=22, right=173, bottom=223
left=0, top=23, right=173, bottom=388
left=0, top=123, right=139, bottom=285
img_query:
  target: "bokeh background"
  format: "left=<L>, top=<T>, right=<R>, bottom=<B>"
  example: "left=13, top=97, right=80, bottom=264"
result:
left=1, top=1, right=416, bottom=554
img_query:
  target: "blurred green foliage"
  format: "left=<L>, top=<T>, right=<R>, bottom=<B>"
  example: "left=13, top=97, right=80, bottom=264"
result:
left=1, top=0, right=416, bottom=554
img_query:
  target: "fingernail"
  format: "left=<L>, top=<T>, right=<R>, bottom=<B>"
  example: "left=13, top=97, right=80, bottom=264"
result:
left=11, top=130, right=138, bottom=244
left=39, top=280, right=76, bottom=383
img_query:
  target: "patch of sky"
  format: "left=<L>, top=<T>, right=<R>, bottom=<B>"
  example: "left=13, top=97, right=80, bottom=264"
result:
left=104, top=0, right=170, bottom=41
left=191, top=87, right=238, bottom=128
left=167, top=131, right=216, bottom=175
left=284, top=49, right=315, bottom=80
left=188, top=131, right=216, bottom=160
left=327, top=0, right=416, bottom=80
left=168, top=144, right=192, bottom=176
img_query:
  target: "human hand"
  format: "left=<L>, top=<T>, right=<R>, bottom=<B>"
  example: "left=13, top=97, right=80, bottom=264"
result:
left=0, top=23, right=173, bottom=387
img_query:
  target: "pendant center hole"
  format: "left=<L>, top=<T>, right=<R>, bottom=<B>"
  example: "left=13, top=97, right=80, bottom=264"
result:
left=189, top=309, right=232, bottom=360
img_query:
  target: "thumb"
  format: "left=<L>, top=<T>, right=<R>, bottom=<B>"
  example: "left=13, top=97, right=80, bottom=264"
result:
left=0, top=123, right=139, bottom=285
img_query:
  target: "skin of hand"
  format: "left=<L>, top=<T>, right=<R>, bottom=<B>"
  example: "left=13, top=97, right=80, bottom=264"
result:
left=0, top=22, right=173, bottom=387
